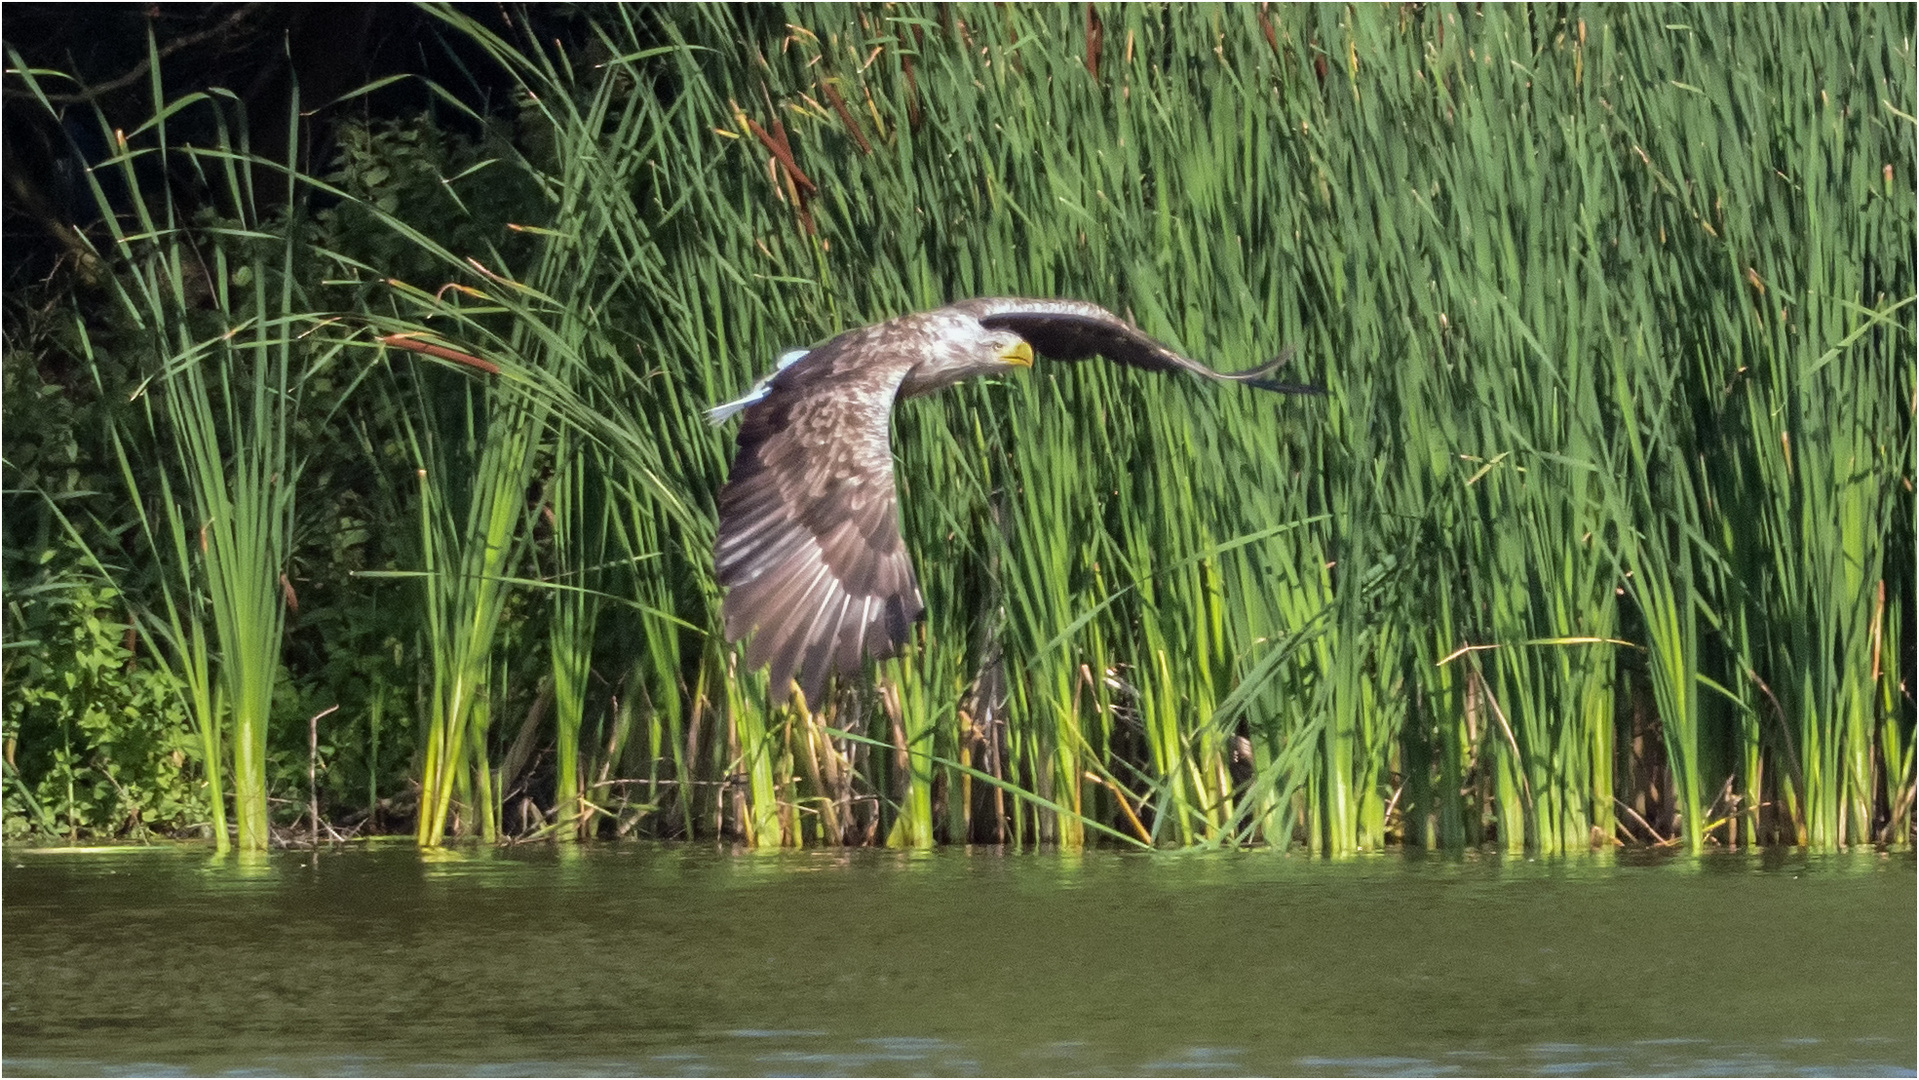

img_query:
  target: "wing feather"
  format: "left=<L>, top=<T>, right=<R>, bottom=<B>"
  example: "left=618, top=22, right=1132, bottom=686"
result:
left=714, top=330, right=925, bottom=705
left=949, top=296, right=1323, bottom=394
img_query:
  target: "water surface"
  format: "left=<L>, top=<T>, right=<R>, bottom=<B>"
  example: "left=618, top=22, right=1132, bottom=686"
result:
left=4, top=844, right=1912, bottom=1076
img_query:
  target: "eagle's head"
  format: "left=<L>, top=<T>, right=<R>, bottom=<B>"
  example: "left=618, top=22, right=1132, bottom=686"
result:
left=902, top=317, right=1034, bottom=396
left=976, top=328, right=1037, bottom=373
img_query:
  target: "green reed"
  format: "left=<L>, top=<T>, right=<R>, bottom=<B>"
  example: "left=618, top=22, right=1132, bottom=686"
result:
left=52, top=3, right=1897, bottom=851
left=342, top=7, right=720, bottom=844
left=625, top=2, right=1910, bottom=850
left=10, top=48, right=345, bottom=851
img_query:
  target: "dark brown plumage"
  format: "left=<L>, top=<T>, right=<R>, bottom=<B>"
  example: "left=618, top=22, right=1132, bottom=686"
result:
left=710, top=298, right=1320, bottom=705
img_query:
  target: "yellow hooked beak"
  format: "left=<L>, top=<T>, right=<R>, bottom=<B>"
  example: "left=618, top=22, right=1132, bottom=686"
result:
left=1000, top=340, right=1035, bottom=369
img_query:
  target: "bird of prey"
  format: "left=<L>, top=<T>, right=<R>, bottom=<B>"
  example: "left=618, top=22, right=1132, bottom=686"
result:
left=708, top=297, right=1320, bottom=706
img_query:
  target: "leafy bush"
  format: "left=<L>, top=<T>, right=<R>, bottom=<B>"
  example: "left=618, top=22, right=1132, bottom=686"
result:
left=4, top=554, right=207, bottom=839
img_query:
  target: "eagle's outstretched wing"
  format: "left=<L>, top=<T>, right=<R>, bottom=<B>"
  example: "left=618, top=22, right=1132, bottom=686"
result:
left=951, top=297, right=1324, bottom=395
left=714, top=333, right=923, bottom=706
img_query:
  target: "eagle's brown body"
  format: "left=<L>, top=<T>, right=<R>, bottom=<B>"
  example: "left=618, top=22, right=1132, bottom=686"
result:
left=711, top=298, right=1319, bottom=705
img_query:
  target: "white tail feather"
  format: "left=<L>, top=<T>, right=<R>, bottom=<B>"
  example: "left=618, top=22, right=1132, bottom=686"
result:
left=706, top=348, right=810, bottom=425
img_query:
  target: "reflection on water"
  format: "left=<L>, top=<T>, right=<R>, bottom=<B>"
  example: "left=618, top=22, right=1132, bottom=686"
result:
left=4, top=845, right=1912, bottom=1077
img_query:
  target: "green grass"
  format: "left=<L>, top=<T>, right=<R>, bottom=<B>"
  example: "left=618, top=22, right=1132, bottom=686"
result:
left=9, top=42, right=347, bottom=850
left=7, top=3, right=1911, bottom=852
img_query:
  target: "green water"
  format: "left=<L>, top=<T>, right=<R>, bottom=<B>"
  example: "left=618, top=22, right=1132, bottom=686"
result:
left=3, top=845, right=1912, bottom=1077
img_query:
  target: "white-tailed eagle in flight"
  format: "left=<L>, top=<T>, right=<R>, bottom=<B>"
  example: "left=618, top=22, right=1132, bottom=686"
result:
left=708, top=297, right=1320, bottom=706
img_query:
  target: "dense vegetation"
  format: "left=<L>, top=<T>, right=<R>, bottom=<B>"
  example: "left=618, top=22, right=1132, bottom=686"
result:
left=3, top=4, right=1912, bottom=853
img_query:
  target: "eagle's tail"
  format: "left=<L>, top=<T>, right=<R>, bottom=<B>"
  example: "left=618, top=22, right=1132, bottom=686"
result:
left=706, top=348, right=813, bottom=425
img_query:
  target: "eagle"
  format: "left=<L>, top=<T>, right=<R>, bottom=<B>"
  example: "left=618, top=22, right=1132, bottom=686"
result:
left=708, top=297, right=1320, bottom=706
